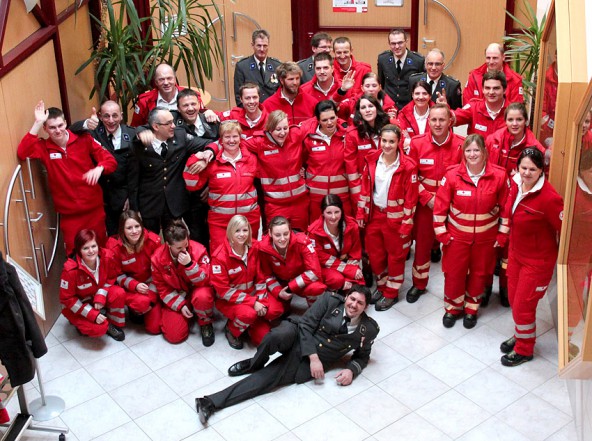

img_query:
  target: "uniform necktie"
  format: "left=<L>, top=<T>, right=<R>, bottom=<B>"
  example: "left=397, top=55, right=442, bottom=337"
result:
left=339, top=316, right=351, bottom=334
left=429, top=80, right=435, bottom=94
left=396, top=59, right=402, bottom=75
left=160, top=142, right=168, bottom=158
left=259, top=61, right=265, bottom=80
left=108, top=133, right=114, bottom=148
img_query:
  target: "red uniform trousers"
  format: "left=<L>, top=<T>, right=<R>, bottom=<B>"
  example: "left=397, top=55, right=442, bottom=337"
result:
left=411, top=204, right=435, bottom=290
left=122, top=283, right=163, bottom=335
left=321, top=268, right=356, bottom=290
left=208, top=213, right=260, bottom=253
left=365, top=210, right=410, bottom=300
left=441, top=239, right=497, bottom=316
left=216, top=296, right=284, bottom=346
left=265, top=197, right=309, bottom=232
left=507, top=253, right=554, bottom=356
left=161, top=286, right=215, bottom=344
left=61, top=207, right=107, bottom=254
left=62, top=285, right=126, bottom=337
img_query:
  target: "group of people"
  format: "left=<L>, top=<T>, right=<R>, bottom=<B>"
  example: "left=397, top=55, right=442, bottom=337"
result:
left=16, top=28, right=567, bottom=414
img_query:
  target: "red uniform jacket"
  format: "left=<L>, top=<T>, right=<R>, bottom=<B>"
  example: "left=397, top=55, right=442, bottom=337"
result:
left=263, top=88, right=317, bottom=125
left=106, top=230, right=162, bottom=291
left=336, top=93, right=396, bottom=125
left=130, top=85, right=189, bottom=127
left=151, top=240, right=211, bottom=311
left=486, top=127, right=545, bottom=176
left=219, top=105, right=269, bottom=138
left=356, top=148, right=419, bottom=236
left=242, top=129, right=308, bottom=205
left=463, top=63, right=524, bottom=104
left=300, top=78, right=342, bottom=104
left=59, top=248, right=119, bottom=323
left=433, top=162, right=510, bottom=245
left=396, top=101, right=433, bottom=140
left=408, top=131, right=464, bottom=206
left=332, top=56, right=372, bottom=99
left=542, top=62, right=558, bottom=128
left=210, top=240, right=267, bottom=306
left=453, top=99, right=508, bottom=139
left=504, top=175, right=563, bottom=263
left=18, top=131, right=117, bottom=216
left=344, top=126, right=381, bottom=207
left=307, top=215, right=362, bottom=279
left=258, top=232, right=323, bottom=298
left=183, top=145, right=260, bottom=224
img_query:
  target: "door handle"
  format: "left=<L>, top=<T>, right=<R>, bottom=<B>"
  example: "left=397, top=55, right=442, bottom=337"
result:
left=422, top=0, right=461, bottom=69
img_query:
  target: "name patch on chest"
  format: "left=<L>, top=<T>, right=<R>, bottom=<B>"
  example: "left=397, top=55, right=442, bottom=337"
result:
left=228, top=266, right=242, bottom=275
left=311, top=146, right=326, bottom=152
left=419, top=158, right=434, bottom=165
left=474, top=124, right=487, bottom=132
left=122, top=258, right=137, bottom=265
left=323, top=243, right=332, bottom=249
left=264, top=149, right=279, bottom=156
left=77, top=283, right=93, bottom=290
left=216, top=172, right=231, bottom=178
left=49, top=153, right=63, bottom=159
left=456, top=190, right=472, bottom=196
left=358, top=144, right=372, bottom=150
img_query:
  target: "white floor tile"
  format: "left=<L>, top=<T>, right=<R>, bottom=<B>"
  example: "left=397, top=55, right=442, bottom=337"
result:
left=373, top=412, right=452, bottom=441
left=534, top=328, right=559, bottom=366
left=544, top=421, right=579, bottom=441
left=129, top=335, right=196, bottom=370
left=135, top=398, right=202, bottom=441
left=43, top=368, right=104, bottom=410
left=381, top=322, right=448, bottom=362
left=395, top=292, right=443, bottom=320
left=43, top=332, right=60, bottom=348
left=490, top=355, right=558, bottom=391
left=496, top=393, right=572, bottom=441
left=182, top=429, right=227, bottom=441
left=121, top=323, right=156, bottom=348
left=62, top=334, right=127, bottom=367
left=358, top=341, right=412, bottom=383
left=85, top=347, right=151, bottom=392
left=36, top=344, right=81, bottom=383
left=417, top=345, right=487, bottom=387
left=210, top=403, right=288, bottom=441
left=453, top=324, right=508, bottom=365
left=305, top=367, right=374, bottom=406
left=92, top=421, right=151, bottom=441
left=456, top=416, right=532, bottom=441
left=49, top=314, right=80, bottom=343
left=532, top=376, right=573, bottom=417
left=155, top=352, right=224, bottom=396
left=366, top=308, right=413, bottom=339
left=292, top=408, right=369, bottom=441
left=415, top=309, right=472, bottom=343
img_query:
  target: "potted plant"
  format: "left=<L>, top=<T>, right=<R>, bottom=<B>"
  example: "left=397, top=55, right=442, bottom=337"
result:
left=76, top=0, right=222, bottom=121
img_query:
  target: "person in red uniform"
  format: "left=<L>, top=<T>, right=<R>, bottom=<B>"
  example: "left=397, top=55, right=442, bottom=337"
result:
left=308, top=195, right=364, bottom=290
left=301, top=53, right=342, bottom=104
left=484, top=103, right=546, bottom=307
left=407, top=104, right=464, bottom=303
left=464, top=43, right=524, bottom=104
left=303, top=100, right=351, bottom=221
left=259, top=216, right=326, bottom=309
left=500, top=148, right=563, bottom=366
left=540, top=53, right=558, bottom=146
left=397, top=80, right=432, bottom=152
left=451, top=71, right=508, bottom=139
left=211, top=215, right=284, bottom=349
left=357, top=124, right=419, bottom=310
left=433, top=134, right=510, bottom=329
left=332, top=37, right=372, bottom=99
left=219, top=83, right=269, bottom=138
left=18, top=101, right=117, bottom=254
left=336, top=72, right=398, bottom=124
left=151, top=221, right=215, bottom=345
left=184, top=121, right=260, bottom=252
left=345, top=95, right=392, bottom=208
left=106, top=210, right=162, bottom=334
left=59, top=229, right=126, bottom=341
left=242, top=110, right=309, bottom=231
left=263, top=62, right=317, bottom=125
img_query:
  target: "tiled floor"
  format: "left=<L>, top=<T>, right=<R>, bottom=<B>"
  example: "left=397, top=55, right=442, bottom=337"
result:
left=2, top=259, right=578, bottom=441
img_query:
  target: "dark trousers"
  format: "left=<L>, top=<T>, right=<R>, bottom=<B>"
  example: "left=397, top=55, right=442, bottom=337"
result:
left=207, top=320, right=311, bottom=409
left=185, top=195, right=210, bottom=251
left=143, top=203, right=185, bottom=237
left=105, top=204, right=122, bottom=237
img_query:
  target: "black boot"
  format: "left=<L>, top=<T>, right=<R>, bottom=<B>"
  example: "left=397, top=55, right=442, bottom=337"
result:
left=499, top=287, right=510, bottom=307
left=481, top=285, right=492, bottom=308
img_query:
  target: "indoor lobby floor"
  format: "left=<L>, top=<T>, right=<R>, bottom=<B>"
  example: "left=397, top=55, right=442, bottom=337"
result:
left=2, top=259, right=578, bottom=441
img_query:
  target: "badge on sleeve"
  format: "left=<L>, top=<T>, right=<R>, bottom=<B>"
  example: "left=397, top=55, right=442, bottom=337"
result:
left=135, top=104, right=140, bottom=114
left=212, top=265, right=222, bottom=274
left=440, top=176, right=447, bottom=186
left=307, top=243, right=316, bottom=253
left=60, top=279, right=68, bottom=289
left=411, top=174, right=417, bottom=183
left=270, top=74, right=278, bottom=84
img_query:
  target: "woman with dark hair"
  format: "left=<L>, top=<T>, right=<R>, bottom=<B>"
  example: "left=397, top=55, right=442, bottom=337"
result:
left=345, top=94, right=392, bottom=208
left=151, top=220, right=215, bottom=345
left=106, top=210, right=163, bottom=334
left=396, top=80, right=433, bottom=151
left=302, top=100, right=352, bottom=221
left=337, top=72, right=398, bottom=123
left=307, top=195, right=364, bottom=290
left=259, top=216, right=326, bottom=309
left=433, top=134, right=510, bottom=329
left=242, top=110, right=309, bottom=231
left=59, top=229, right=126, bottom=340
left=356, top=124, right=419, bottom=311
left=500, top=148, right=563, bottom=366
left=211, top=215, right=284, bottom=349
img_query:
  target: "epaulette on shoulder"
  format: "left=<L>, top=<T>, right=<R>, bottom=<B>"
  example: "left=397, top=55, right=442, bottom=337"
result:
left=269, top=56, right=281, bottom=63
left=378, top=50, right=391, bottom=57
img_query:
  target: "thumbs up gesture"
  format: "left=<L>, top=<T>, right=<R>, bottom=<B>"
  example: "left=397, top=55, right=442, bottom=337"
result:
left=436, top=89, right=448, bottom=105
left=86, top=106, right=99, bottom=130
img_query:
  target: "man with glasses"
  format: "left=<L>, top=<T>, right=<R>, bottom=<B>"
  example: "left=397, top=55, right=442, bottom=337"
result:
left=409, top=49, right=462, bottom=110
left=131, top=107, right=214, bottom=236
left=298, top=32, right=333, bottom=83
left=377, top=28, right=425, bottom=110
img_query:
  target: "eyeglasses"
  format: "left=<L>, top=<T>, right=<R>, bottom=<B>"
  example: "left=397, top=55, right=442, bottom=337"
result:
left=390, top=41, right=406, bottom=47
left=156, top=120, right=175, bottom=127
left=426, top=62, right=444, bottom=67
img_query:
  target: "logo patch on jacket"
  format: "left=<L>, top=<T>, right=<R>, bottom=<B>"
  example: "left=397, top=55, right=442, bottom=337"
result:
left=457, top=190, right=471, bottom=196
left=212, top=265, right=222, bottom=274
left=60, top=279, right=68, bottom=289
left=216, top=172, right=231, bottom=178
left=49, top=153, right=63, bottom=159
left=229, top=266, right=242, bottom=275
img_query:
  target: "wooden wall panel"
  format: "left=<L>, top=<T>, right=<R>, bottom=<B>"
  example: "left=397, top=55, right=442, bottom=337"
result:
left=319, top=2, right=411, bottom=28
left=1, top=0, right=42, bottom=55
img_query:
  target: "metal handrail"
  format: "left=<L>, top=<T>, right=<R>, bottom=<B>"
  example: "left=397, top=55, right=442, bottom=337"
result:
left=424, top=0, right=462, bottom=69
left=2, top=165, right=22, bottom=257
left=205, top=14, right=230, bottom=103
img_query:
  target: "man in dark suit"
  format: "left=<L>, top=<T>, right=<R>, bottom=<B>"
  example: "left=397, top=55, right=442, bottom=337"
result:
left=131, top=107, right=213, bottom=236
left=233, top=29, right=281, bottom=106
left=377, top=28, right=425, bottom=110
left=409, top=49, right=462, bottom=110
left=70, top=101, right=137, bottom=236
left=195, top=285, right=380, bottom=424
left=297, top=32, right=333, bottom=83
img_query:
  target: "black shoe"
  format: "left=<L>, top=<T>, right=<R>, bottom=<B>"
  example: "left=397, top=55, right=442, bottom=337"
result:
left=406, top=286, right=426, bottom=304
left=442, top=312, right=462, bottom=328
left=481, top=285, right=493, bottom=308
left=201, top=324, right=215, bottom=347
left=375, top=296, right=398, bottom=311
left=106, top=324, right=125, bottom=341
left=500, top=336, right=516, bottom=354
left=463, top=314, right=477, bottom=329
left=430, top=248, right=442, bottom=263
left=363, top=269, right=374, bottom=288
left=195, top=397, right=215, bottom=425
left=501, top=350, right=533, bottom=367
left=225, top=323, right=244, bottom=350
left=500, top=287, right=510, bottom=307
left=369, top=287, right=382, bottom=305
left=228, top=358, right=252, bottom=377
left=128, top=309, right=145, bottom=325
